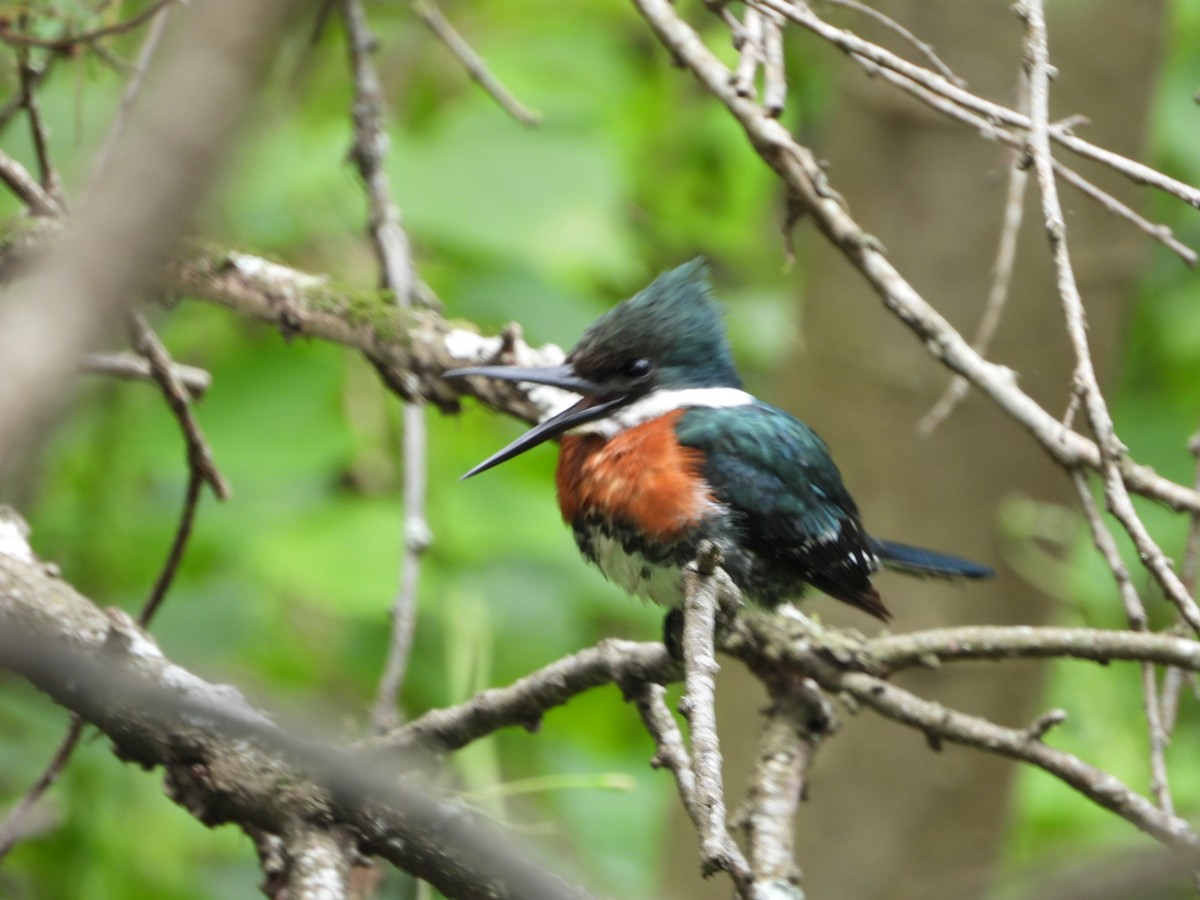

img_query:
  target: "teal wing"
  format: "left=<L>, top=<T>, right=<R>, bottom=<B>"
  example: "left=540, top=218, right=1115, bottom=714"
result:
left=675, top=403, right=888, bottom=618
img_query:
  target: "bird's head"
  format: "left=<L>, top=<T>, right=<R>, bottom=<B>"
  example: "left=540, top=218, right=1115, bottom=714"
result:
left=445, top=258, right=741, bottom=477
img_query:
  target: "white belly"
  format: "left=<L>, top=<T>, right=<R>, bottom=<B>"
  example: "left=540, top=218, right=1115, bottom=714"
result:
left=589, top=530, right=686, bottom=608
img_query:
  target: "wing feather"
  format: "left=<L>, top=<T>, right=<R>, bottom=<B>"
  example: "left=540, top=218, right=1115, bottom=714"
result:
left=676, top=403, right=888, bottom=618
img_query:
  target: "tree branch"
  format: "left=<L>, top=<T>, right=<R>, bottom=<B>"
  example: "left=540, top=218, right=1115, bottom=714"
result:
left=628, top=0, right=1200, bottom=515
left=383, top=639, right=677, bottom=753
left=0, top=521, right=596, bottom=900
left=340, top=0, right=431, bottom=735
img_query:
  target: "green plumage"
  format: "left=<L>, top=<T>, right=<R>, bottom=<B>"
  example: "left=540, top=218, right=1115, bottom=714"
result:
left=676, top=403, right=888, bottom=617
left=569, top=259, right=742, bottom=391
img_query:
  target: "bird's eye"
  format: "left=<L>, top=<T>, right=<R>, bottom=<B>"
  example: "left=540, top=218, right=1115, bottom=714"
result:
left=625, top=358, right=654, bottom=381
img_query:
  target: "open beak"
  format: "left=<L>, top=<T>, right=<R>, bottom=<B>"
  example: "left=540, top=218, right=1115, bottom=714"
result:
left=444, top=364, right=625, bottom=478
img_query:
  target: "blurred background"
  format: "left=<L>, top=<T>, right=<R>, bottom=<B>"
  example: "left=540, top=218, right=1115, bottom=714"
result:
left=1, top=1, right=1198, bottom=897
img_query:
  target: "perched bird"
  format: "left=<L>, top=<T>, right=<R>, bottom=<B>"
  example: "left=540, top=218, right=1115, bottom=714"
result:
left=446, top=260, right=992, bottom=622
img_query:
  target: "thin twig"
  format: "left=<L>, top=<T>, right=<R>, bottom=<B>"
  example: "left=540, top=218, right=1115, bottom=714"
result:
left=738, top=677, right=825, bottom=893
left=1072, top=470, right=1175, bottom=816
left=82, top=351, right=212, bottom=399
left=1165, top=430, right=1200, bottom=736
left=129, top=313, right=230, bottom=500
left=0, top=147, right=62, bottom=215
left=761, top=12, right=787, bottom=117
left=0, top=58, right=52, bottom=137
left=0, top=0, right=177, bottom=52
left=342, top=2, right=416, bottom=303
left=628, top=681, right=701, bottom=824
left=733, top=7, right=765, bottom=100
left=18, top=55, right=65, bottom=207
left=920, top=72, right=1030, bottom=434
left=412, top=0, right=542, bottom=127
left=1018, top=0, right=1200, bottom=634
left=864, top=625, right=1200, bottom=673
left=754, top=0, right=1200, bottom=210
left=718, top=608, right=1200, bottom=858
left=383, top=639, right=675, bottom=753
left=858, top=55, right=1197, bottom=268
left=91, top=0, right=175, bottom=182
left=130, top=313, right=225, bottom=626
left=341, top=0, right=431, bottom=734
left=840, top=671, right=1200, bottom=851
left=821, top=0, right=965, bottom=87
left=0, top=715, right=85, bottom=862
left=1055, top=160, right=1197, bottom=267
left=137, top=470, right=204, bottom=627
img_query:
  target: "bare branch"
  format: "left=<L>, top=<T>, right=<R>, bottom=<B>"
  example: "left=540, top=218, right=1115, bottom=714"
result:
left=413, top=0, right=543, bottom=126
left=761, top=12, right=787, bottom=117
left=1017, top=0, right=1200, bottom=633
left=18, top=56, right=66, bottom=207
left=340, top=0, right=432, bottom=733
left=920, top=72, right=1030, bottom=434
left=0, top=148, right=62, bottom=215
left=755, top=0, right=1200, bottom=209
left=0, top=59, right=52, bottom=136
left=342, top=0, right=416, bottom=305
left=679, top=544, right=755, bottom=892
left=138, top=471, right=204, bottom=627
left=0, top=0, right=295, bottom=471
left=1072, top=470, right=1177, bottom=815
left=840, top=672, right=1200, bottom=851
left=733, top=8, right=765, bottom=100
left=821, top=0, right=965, bottom=88
left=129, top=313, right=230, bottom=500
left=81, top=351, right=212, bottom=399
left=0, top=0, right=178, bottom=53
left=1055, top=161, right=1196, bottom=267
left=0, top=534, right=597, bottom=900
left=858, top=61, right=1196, bottom=268
left=628, top=680, right=701, bottom=822
left=628, top=0, right=1200, bottom=517
left=383, top=639, right=676, bottom=753
left=91, top=0, right=176, bottom=182
left=867, top=625, right=1200, bottom=674
left=738, top=678, right=825, bottom=895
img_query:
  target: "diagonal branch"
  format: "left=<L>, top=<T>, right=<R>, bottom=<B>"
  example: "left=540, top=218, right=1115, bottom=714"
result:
left=0, top=525, right=596, bottom=900
left=754, top=0, right=1200, bottom=209
left=383, top=639, right=676, bottom=753
left=722, top=610, right=1200, bottom=855
left=413, top=0, right=542, bottom=126
left=1017, top=0, right=1200, bottom=633
left=628, top=0, right=1200, bottom=518
left=840, top=671, right=1200, bottom=851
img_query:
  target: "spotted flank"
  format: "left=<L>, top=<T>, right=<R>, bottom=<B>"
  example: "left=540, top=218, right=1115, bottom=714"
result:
left=583, top=529, right=687, bottom=607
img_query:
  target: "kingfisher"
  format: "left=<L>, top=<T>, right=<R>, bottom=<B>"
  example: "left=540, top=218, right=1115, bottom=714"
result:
left=445, top=260, right=992, bottom=622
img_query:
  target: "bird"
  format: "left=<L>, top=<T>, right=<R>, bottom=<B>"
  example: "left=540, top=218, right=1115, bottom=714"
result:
left=445, top=259, right=992, bottom=623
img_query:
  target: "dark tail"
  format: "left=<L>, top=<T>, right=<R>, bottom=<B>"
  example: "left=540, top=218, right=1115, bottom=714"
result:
left=871, top=539, right=994, bottom=580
